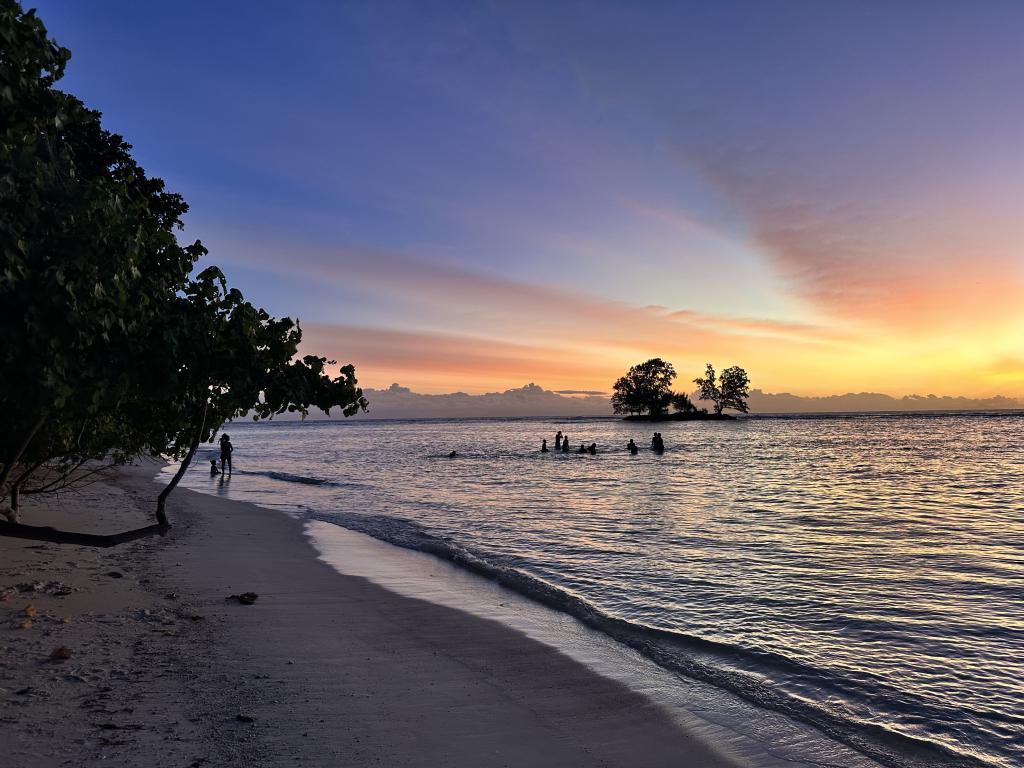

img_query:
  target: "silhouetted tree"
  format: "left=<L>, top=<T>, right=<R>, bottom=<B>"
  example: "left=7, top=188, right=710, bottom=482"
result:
left=612, top=359, right=676, bottom=417
left=0, top=0, right=201, bottom=519
left=152, top=267, right=367, bottom=525
left=693, top=364, right=751, bottom=415
left=0, top=2, right=367, bottom=538
left=670, top=392, right=698, bottom=414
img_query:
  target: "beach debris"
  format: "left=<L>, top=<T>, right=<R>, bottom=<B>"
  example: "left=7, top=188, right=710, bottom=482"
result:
left=236, top=713, right=256, bottom=723
left=23, top=604, right=37, bottom=618
left=131, top=607, right=176, bottom=626
left=18, top=619, right=32, bottom=630
left=164, top=592, right=178, bottom=600
left=50, top=645, right=73, bottom=660
left=15, top=687, right=31, bottom=696
left=14, top=580, right=73, bottom=596
left=226, top=592, right=259, bottom=605
left=105, top=571, right=125, bottom=579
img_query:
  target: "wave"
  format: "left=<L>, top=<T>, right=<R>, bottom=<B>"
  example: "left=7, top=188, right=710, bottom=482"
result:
left=234, top=469, right=365, bottom=490
left=305, top=509, right=993, bottom=768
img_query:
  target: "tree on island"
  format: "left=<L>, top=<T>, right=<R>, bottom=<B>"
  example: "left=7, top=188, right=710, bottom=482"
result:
left=693, top=364, right=751, bottom=415
left=670, top=392, right=700, bottom=415
left=611, top=358, right=676, bottom=417
left=0, top=2, right=367, bottom=543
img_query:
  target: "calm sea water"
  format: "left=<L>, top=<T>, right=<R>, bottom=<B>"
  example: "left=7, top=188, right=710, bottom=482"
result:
left=175, top=413, right=1024, bottom=768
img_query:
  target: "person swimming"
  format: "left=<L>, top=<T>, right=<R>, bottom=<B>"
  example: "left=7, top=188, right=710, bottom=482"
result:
left=578, top=443, right=587, bottom=454
left=627, top=439, right=638, bottom=455
left=588, top=442, right=597, bottom=455
left=652, top=432, right=665, bottom=453
left=541, top=439, right=549, bottom=453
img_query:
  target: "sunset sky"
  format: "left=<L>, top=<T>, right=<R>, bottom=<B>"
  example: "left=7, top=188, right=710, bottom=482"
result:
left=37, top=1, right=1024, bottom=397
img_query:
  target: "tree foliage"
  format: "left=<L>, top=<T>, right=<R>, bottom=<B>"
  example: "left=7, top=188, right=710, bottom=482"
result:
left=151, top=267, right=367, bottom=524
left=1, top=0, right=201, bottom=512
left=0, top=1, right=367, bottom=533
left=693, top=363, right=751, bottom=415
left=670, top=392, right=698, bottom=414
left=611, top=358, right=676, bottom=417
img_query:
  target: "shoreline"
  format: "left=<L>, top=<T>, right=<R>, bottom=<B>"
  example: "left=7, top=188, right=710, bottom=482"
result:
left=2, top=464, right=744, bottom=767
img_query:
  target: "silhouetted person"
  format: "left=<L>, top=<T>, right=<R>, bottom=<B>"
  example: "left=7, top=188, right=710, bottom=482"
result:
left=541, top=439, right=549, bottom=453
left=448, top=450, right=458, bottom=458
left=561, top=437, right=570, bottom=452
left=627, top=439, right=638, bottom=455
left=555, top=431, right=563, bottom=450
left=210, top=459, right=220, bottom=475
left=651, top=432, right=664, bottom=453
left=578, top=443, right=587, bottom=454
left=219, top=433, right=233, bottom=474
left=588, top=442, right=597, bottom=455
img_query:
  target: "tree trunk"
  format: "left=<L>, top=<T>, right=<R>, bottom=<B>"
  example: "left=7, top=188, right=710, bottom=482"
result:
left=155, top=400, right=210, bottom=527
left=0, top=520, right=167, bottom=547
left=0, top=414, right=47, bottom=500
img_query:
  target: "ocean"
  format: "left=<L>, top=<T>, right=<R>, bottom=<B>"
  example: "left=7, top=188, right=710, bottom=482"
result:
left=172, top=412, right=1024, bottom=768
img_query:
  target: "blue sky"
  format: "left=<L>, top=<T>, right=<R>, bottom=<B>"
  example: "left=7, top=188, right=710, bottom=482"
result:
left=32, top=1, right=1024, bottom=395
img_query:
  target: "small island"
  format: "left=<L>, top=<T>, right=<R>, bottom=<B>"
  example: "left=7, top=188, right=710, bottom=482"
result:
left=611, top=359, right=750, bottom=421
left=621, top=411, right=735, bottom=421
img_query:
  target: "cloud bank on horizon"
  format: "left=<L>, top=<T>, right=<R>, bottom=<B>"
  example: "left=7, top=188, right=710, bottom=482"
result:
left=38, top=1, right=1024, bottom=399
left=292, top=383, right=1021, bottom=420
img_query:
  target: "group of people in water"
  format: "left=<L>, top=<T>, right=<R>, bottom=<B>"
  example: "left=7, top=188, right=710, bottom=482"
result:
left=539, top=430, right=666, bottom=456
left=542, top=432, right=598, bottom=454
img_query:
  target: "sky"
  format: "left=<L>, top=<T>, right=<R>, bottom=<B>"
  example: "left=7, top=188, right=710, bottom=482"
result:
left=33, top=1, right=1024, bottom=397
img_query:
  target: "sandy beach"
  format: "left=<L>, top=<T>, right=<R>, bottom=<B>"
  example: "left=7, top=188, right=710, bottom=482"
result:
left=1, top=465, right=742, bottom=767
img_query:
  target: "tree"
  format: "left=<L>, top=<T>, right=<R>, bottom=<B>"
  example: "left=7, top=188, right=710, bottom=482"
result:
left=150, top=267, right=367, bottom=525
left=1, top=0, right=202, bottom=519
left=0, top=1, right=367, bottom=540
left=611, top=358, right=676, bottom=417
left=693, top=364, right=751, bottom=415
left=670, top=392, right=698, bottom=414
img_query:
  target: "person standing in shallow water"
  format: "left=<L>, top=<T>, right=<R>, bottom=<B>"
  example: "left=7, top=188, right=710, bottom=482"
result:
left=219, top=433, right=234, bottom=474
left=651, top=432, right=664, bottom=453
left=627, top=439, right=639, bottom=455
left=561, top=436, right=570, bottom=452
left=555, top=431, right=563, bottom=450
left=541, top=439, right=549, bottom=453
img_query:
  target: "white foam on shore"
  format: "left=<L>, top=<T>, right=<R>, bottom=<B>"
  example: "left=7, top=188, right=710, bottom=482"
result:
left=308, top=519, right=884, bottom=768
